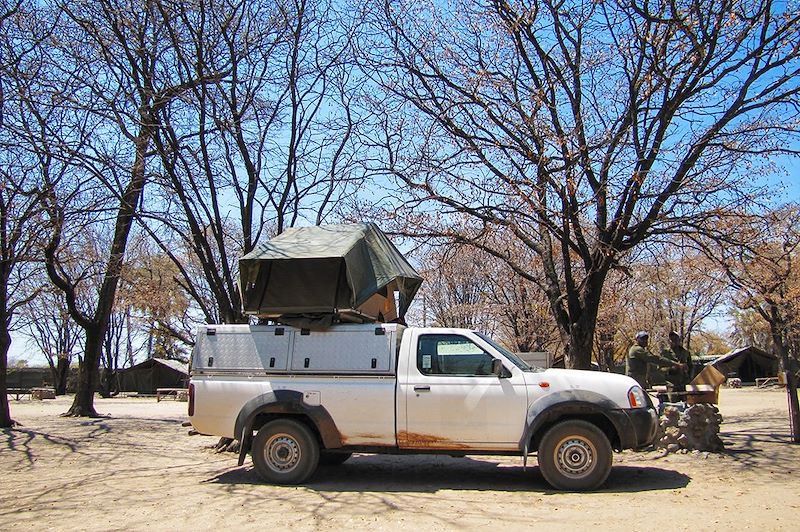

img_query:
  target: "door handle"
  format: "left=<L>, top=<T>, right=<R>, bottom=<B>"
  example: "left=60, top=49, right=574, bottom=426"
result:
left=413, top=385, right=431, bottom=392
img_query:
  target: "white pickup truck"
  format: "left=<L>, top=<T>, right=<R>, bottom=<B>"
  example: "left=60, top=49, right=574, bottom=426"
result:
left=189, top=323, right=657, bottom=491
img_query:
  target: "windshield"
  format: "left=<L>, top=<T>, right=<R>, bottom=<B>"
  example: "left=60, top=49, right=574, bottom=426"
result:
left=475, top=332, right=540, bottom=372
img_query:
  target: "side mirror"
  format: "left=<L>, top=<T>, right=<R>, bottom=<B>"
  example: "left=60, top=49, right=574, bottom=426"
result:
left=492, top=359, right=510, bottom=378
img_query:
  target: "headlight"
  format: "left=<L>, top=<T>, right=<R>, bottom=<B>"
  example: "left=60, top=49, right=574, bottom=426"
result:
left=628, top=386, right=648, bottom=408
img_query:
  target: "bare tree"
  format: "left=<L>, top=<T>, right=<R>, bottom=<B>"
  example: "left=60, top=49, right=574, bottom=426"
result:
left=20, top=286, right=81, bottom=395
left=7, top=0, right=229, bottom=417
left=118, top=240, right=194, bottom=359
left=488, top=270, right=559, bottom=354
left=592, top=269, right=639, bottom=371
left=416, top=243, right=495, bottom=330
left=142, top=0, right=361, bottom=326
left=357, top=0, right=800, bottom=368
left=629, top=247, right=729, bottom=349
left=703, top=205, right=800, bottom=441
left=99, top=305, right=143, bottom=397
left=414, top=236, right=560, bottom=353
left=479, top=241, right=561, bottom=353
left=730, top=307, right=773, bottom=350
left=0, top=0, right=52, bottom=427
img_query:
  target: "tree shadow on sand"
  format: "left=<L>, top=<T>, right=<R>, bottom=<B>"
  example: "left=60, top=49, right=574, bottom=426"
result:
left=719, top=426, right=798, bottom=470
left=2, top=427, right=81, bottom=465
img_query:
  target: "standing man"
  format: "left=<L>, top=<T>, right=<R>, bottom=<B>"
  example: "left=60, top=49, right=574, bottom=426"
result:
left=661, top=331, right=692, bottom=399
left=626, top=331, right=683, bottom=389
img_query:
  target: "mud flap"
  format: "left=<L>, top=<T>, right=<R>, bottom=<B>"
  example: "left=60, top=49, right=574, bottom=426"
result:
left=523, top=441, right=528, bottom=471
left=237, top=425, right=251, bottom=467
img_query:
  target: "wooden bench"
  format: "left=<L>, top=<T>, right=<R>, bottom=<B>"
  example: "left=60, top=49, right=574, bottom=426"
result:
left=156, top=388, right=189, bottom=402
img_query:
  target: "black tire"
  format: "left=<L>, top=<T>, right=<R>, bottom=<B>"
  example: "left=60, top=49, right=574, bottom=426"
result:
left=537, top=419, right=612, bottom=491
left=252, top=419, right=320, bottom=485
left=318, top=451, right=353, bottom=466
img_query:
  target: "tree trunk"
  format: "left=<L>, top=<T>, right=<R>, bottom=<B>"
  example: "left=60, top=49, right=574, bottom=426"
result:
left=48, top=356, right=70, bottom=396
left=100, top=367, right=118, bottom=398
left=786, top=371, right=800, bottom=443
left=561, top=273, right=605, bottom=370
left=596, top=331, right=615, bottom=372
left=63, top=332, right=103, bottom=418
left=565, top=315, right=597, bottom=370
left=0, top=327, right=12, bottom=428
left=55, top=357, right=69, bottom=395
left=769, top=320, right=800, bottom=442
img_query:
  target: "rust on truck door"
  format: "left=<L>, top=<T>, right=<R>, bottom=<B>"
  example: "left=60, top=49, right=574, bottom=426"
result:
left=397, top=431, right=470, bottom=449
left=339, top=433, right=395, bottom=446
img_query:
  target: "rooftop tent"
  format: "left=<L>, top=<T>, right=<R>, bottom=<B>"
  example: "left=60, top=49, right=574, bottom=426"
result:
left=239, top=223, right=423, bottom=324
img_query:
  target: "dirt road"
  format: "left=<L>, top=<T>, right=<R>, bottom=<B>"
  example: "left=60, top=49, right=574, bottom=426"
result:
left=2, top=388, right=798, bottom=530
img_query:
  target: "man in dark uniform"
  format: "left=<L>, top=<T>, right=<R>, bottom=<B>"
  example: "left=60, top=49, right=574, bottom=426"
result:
left=661, top=331, right=692, bottom=399
left=626, top=331, right=682, bottom=389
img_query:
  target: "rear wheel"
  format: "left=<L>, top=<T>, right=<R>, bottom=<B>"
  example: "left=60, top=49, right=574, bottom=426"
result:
left=318, top=451, right=352, bottom=466
left=537, top=419, right=612, bottom=491
left=252, top=419, right=319, bottom=485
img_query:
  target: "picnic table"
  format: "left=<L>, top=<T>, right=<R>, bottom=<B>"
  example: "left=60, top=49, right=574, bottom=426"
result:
left=6, top=388, right=33, bottom=400
left=156, top=388, right=189, bottom=402
left=6, top=387, right=56, bottom=400
left=756, top=376, right=780, bottom=388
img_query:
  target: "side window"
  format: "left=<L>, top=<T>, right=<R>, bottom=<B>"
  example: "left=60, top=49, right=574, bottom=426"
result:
left=417, top=334, right=495, bottom=376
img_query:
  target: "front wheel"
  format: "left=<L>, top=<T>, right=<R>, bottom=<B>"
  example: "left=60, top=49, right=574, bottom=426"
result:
left=537, top=419, right=612, bottom=491
left=252, top=419, right=319, bottom=485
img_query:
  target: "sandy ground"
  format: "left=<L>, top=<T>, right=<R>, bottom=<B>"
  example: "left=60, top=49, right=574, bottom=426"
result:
left=1, top=387, right=798, bottom=531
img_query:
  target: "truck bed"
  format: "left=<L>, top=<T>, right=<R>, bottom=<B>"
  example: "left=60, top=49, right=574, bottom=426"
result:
left=190, top=323, right=405, bottom=443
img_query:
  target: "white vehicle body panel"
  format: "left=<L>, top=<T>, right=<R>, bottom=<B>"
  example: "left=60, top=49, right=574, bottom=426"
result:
left=539, top=368, right=640, bottom=406
left=191, top=374, right=396, bottom=444
left=189, top=324, right=650, bottom=452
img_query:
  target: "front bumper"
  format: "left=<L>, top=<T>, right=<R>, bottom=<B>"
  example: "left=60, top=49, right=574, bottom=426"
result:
left=607, top=406, right=659, bottom=450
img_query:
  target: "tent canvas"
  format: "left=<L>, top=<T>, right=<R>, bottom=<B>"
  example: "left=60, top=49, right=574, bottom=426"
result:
left=239, top=223, right=423, bottom=323
left=117, top=358, right=188, bottom=394
left=711, top=346, right=779, bottom=382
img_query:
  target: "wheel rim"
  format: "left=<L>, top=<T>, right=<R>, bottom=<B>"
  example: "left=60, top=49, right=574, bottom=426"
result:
left=263, top=433, right=302, bottom=474
left=553, top=435, right=596, bottom=479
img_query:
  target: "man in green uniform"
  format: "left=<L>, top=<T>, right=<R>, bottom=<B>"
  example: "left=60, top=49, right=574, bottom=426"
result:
left=626, top=331, right=682, bottom=389
left=661, top=331, right=692, bottom=399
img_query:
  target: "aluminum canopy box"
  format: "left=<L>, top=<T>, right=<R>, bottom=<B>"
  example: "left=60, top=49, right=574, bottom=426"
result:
left=191, top=323, right=405, bottom=376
